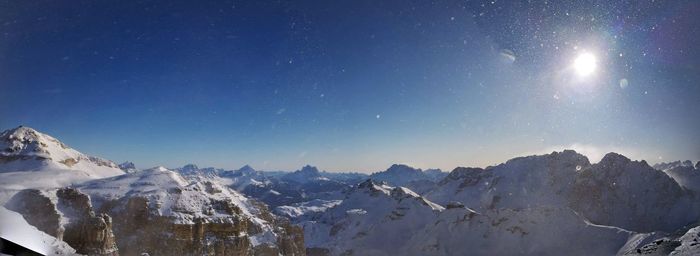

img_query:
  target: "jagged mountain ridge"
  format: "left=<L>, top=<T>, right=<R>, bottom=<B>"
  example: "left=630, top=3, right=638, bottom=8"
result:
left=1, top=126, right=699, bottom=256
left=294, top=151, right=700, bottom=255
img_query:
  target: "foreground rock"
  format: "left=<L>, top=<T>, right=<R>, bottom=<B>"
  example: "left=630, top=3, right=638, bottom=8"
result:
left=7, top=188, right=118, bottom=255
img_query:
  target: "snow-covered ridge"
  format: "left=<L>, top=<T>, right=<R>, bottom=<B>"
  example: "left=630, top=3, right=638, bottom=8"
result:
left=64, top=165, right=306, bottom=254
left=77, top=166, right=258, bottom=224
left=369, top=164, right=446, bottom=186
left=0, top=126, right=124, bottom=199
left=0, top=126, right=119, bottom=171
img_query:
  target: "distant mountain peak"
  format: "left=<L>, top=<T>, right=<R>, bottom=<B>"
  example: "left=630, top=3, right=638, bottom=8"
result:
left=280, top=165, right=325, bottom=184
left=118, top=161, right=138, bottom=173
left=385, top=164, right=421, bottom=173
left=599, top=152, right=630, bottom=165
left=368, top=164, right=434, bottom=186
left=237, top=164, right=256, bottom=174
left=299, top=165, right=320, bottom=174
left=180, top=163, right=199, bottom=171
left=654, top=160, right=697, bottom=171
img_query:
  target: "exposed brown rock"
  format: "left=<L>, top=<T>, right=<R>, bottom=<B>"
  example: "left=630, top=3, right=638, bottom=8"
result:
left=92, top=196, right=305, bottom=256
left=59, top=157, right=79, bottom=167
left=7, top=188, right=119, bottom=256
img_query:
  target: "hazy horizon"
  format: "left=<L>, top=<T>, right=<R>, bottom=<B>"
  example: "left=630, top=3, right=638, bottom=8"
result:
left=1, top=124, right=695, bottom=173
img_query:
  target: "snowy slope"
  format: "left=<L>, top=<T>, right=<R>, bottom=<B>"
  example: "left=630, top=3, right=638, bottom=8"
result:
left=302, top=180, right=444, bottom=255
left=299, top=150, right=700, bottom=255
left=78, top=166, right=268, bottom=227
left=0, top=126, right=124, bottom=203
left=406, top=206, right=632, bottom=256
left=301, top=178, right=633, bottom=256
left=426, top=150, right=589, bottom=211
left=274, top=199, right=342, bottom=220
left=0, top=206, right=78, bottom=255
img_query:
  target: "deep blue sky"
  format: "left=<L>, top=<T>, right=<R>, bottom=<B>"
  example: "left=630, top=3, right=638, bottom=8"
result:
left=1, top=0, right=699, bottom=172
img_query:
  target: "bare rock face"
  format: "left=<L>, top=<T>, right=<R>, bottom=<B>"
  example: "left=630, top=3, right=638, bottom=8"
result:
left=75, top=168, right=306, bottom=256
left=250, top=201, right=305, bottom=256
left=91, top=195, right=304, bottom=256
left=98, top=195, right=252, bottom=256
left=7, top=188, right=119, bottom=255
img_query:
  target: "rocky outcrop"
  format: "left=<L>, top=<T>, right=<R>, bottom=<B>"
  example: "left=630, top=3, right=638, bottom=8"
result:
left=250, top=201, right=306, bottom=256
left=7, top=188, right=119, bottom=255
left=74, top=168, right=306, bottom=256
left=92, top=196, right=304, bottom=256
left=117, top=162, right=137, bottom=173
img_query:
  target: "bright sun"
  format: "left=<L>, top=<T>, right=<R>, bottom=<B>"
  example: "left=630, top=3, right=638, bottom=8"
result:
left=573, top=52, right=597, bottom=77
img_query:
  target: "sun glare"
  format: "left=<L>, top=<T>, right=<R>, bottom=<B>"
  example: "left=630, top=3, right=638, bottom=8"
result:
left=573, top=52, right=597, bottom=77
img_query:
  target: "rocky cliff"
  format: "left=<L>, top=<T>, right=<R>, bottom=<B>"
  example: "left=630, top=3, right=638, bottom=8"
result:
left=7, top=188, right=118, bottom=255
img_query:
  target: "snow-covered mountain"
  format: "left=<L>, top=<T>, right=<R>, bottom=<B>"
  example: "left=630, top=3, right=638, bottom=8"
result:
left=569, top=152, right=700, bottom=232
left=231, top=165, right=357, bottom=209
left=0, top=126, right=124, bottom=201
left=369, top=164, right=431, bottom=185
left=297, top=178, right=634, bottom=256
left=281, top=165, right=324, bottom=183
left=6, top=166, right=305, bottom=255
left=293, top=151, right=700, bottom=255
left=426, top=150, right=589, bottom=211
left=655, top=161, right=700, bottom=193
left=3, top=126, right=699, bottom=256
left=301, top=179, right=444, bottom=255
left=368, top=164, right=448, bottom=194
left=653, top=160, right=697, bottom=171
left=82, top=166, right=303, bottom=255
left=423, top=168, right=448, bottom=181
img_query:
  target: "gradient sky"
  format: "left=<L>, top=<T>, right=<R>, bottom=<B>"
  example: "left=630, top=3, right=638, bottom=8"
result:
left=1, top=0, right=699, bottom=172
